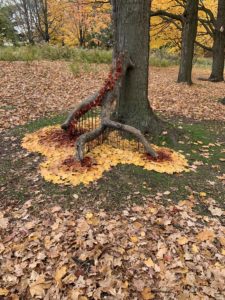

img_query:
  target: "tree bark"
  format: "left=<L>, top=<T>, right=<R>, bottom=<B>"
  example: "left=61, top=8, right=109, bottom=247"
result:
left=177, top=0, right=199, bottom=85
left=62, top=0, right=169, bottom=161
left=112, top=0, right=161, bottom=135
left=209, top=0, right=225, bottom=82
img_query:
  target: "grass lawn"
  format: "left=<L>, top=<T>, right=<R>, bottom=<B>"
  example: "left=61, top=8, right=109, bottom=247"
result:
left=1, top=113, right=224, bottom=214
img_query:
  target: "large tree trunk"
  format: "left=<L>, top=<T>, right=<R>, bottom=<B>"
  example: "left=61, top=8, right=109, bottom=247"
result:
left=112, top=0, right=161, bottom=135
left=177, top=0, right=199, bottom=85
left=209, top=0, right=225, bottom=82
left=62, top=0, right=168, bottom=161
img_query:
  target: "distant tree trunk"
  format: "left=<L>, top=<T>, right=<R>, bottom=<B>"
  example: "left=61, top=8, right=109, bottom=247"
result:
left=178, top=0, right=199, bottom=85
left=42, top=0, right=50, bottom=42
left=112, top=0, right=161, bottom=135
left=32, top=0, right=50, bottom=42
left=209, top=0, right=225, bottom=82
left=22, top=0, right=34, bottom=44
left=79, top=27, right=85, bottom=47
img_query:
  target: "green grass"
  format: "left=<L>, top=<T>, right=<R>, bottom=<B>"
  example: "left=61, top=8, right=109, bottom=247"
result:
left=0, top=45, right=213, bottom=69
left=1, top=113, right=224, bottom=214
left=10, top=113, right=67, bottom=138
left=0, top=45, right=112, bottom=63
left=150, top=49, right=212, bottom=68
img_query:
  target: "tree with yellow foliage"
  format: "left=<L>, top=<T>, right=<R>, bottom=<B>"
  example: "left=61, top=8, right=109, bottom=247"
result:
left=151, top=0, right=225, bottom=83
left=52, top=0, right=111, bottom=47
left=151, top=0, right=199, bottom=85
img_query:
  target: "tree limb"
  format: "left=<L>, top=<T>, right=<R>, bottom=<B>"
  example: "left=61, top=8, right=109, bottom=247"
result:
left=103, top=119, right=158, bottom=158
left=151, top=10, right=184, bottom=23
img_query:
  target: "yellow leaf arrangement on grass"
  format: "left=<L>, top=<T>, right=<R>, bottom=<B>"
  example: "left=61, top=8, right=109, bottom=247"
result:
left=22, top=118, right=189, bottom=186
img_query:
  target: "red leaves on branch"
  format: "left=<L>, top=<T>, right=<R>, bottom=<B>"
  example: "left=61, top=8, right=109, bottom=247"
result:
left=68, top=56, right=123, bottom=135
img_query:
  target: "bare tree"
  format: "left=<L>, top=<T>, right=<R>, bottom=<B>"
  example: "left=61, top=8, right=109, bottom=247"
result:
left=8, top=0, right=35, bottom=44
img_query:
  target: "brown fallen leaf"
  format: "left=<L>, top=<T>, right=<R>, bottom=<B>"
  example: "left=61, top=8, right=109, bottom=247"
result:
left=196, top=229, right=215, bottom=242
left=141, top=287, right=154, bottom=300
left=208, top=206, right=223, bottom=216
left=0, top=213, right=9, bottom=229
left=55, top=265, right=67, bottom=286
left=29, top=275, right=51, bottom=298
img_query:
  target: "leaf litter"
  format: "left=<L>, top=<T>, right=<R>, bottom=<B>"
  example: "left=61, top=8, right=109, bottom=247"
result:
left=0, top=198, right=224, bottom=299
left=21, top=123, right=188, bottom=187
left=1, top=62, right=225, bottom=133
left=1, top=62, right=225, bottom=299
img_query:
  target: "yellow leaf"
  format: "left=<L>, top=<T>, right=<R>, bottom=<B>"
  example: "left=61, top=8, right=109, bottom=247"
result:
left=122, top=281, right=129, bottom=289
left=144, top=258, right=155, bottom=268
left=177, top=237, right=189, bottom=245
left=21, top=123, right=188, bottom=188
left=147, top=207, right=158, bottom=214
left=62, top=274, right=77, bottom=284
left=55, top=265, right=67, bottom=286
left=130, top=236, right=138, bottom=243
left=219, top=236, right=225, bottom=246
left=141, top=287, right=155, bottom=300
left=199, top=192, right=207, bottom=197
left=221, top=249, right=225, bottom=256
left=191, top=244, right=199, bottom=253
left=87, top=216, right=99, bottom=226
left=0, top=288, right=9, bottom=296
left=29, top=276, right=51, bottom=298
left=85, top=212, right=93, bottom=219
left=30, top=284, right=46, bottom=298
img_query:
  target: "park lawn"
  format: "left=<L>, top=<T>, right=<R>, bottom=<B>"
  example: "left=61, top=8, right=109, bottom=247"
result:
left=0, top=63, right=224, bottom=299
left=0, top=113, right=224, bottom=213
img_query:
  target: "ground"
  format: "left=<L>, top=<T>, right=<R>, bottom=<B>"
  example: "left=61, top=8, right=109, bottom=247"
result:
left=0, top=61, right=224, bottom=299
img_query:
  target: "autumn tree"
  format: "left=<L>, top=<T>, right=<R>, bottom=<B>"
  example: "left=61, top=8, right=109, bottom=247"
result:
left=208, top=0, right=225, bottom=82
left=62, top=0, right=165, bottom=161
left=56, top=0, right=110, bottom=47
left=151, top=0, right=199, bottom=85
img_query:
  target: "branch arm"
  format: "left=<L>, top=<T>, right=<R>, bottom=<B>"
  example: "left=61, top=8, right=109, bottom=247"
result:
left=61, top=92, right=98, bottom=130
left=151, top=10, right=184, bottom=23
left=102, top=119, right=158, bottom=158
